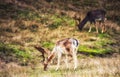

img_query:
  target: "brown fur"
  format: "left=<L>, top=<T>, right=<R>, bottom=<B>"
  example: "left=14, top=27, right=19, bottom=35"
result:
left=44, top=38, right=79, bottom=71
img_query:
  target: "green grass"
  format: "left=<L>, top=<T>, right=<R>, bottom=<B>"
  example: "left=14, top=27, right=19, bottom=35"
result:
left=48, top=15, right=76, bottom=29
left=0, top=43, right=41, bottom=65
left=77, top=33, right=114, bottom=56
left=78, top=45, right=112, bottom=55
left=17, top=10, right=40, bottom=20
left=98, top=33, right=111, bottom=39
left=41, top=41, right=54, bottom=50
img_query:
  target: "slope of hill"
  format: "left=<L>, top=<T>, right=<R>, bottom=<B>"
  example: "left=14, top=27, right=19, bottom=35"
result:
left=0, top=0, right=120, bottom=76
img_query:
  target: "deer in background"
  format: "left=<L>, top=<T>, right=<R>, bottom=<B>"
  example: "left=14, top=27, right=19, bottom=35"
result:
left=44, top=38, right=79, bottom=71
left=78, top=9, right=106, bottom=33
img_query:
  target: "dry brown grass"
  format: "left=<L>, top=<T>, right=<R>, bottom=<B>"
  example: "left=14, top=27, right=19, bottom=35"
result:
left=0, top=55, right=120, bottom=77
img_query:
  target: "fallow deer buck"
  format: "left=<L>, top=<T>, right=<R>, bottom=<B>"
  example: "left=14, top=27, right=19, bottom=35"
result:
left=44, top=38, right=79, bottom=71
left=78, top=9, right=106, bottom=33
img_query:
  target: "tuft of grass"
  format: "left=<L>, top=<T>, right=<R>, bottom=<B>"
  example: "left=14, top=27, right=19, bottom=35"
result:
left=41, top=41, right=54, bottom=50
left=17, top=10, right=40, bottom=20
left=62, top=16, right=76, bottom=26
left=78, top=45, right=106, bottom=55
left=98, top=33, right=111, bottom=39
left=48, top=15, right=76, bottom=30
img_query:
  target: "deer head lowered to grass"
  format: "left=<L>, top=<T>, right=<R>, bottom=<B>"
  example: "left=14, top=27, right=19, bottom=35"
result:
left=78, top=9, right=106, bottom=33
left=44, top=38, right=79, bottom=71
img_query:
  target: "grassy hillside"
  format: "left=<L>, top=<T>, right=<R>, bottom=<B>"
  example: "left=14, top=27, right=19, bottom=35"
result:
left=0, top=0, right=120, bottom=77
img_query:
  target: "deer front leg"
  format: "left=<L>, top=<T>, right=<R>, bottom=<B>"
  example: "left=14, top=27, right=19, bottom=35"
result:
left=88, top=26, right=92, bottom=32
left=88, top=22, right=93, bottom=32
left=101, top=23, right=105, bottom=33
left=72, top=49, right=78, bottom=70
left=95, top=23, right=99, bottom=33
left=56, top=52, right=62, bottom=71
left=65, top=54, right=69, bottom=69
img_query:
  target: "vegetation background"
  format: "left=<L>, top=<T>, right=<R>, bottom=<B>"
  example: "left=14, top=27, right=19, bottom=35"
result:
left=0, top=0, right=120, bottom=77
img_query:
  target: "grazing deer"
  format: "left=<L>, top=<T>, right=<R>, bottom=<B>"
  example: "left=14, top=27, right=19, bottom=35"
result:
left=34, top=45, right=50, bottom=62
left=44, top=38, right=79, bottom=71
left=78, top=9, right=106, bottom=33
